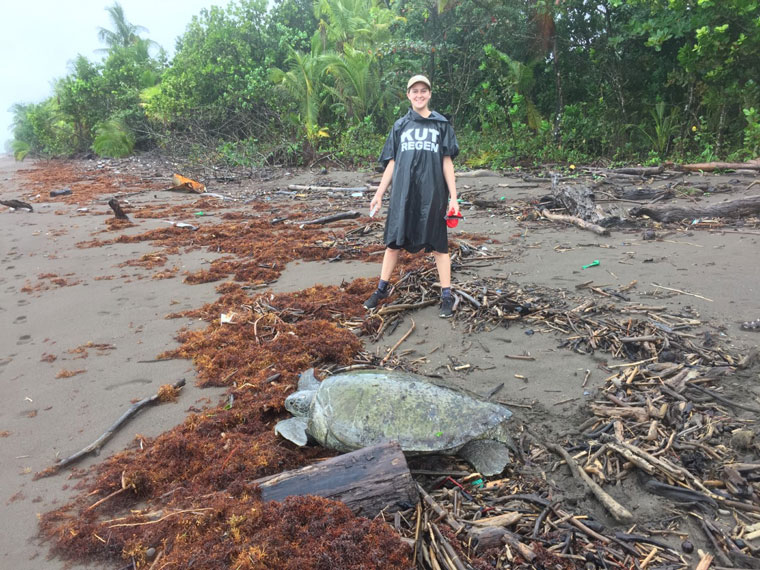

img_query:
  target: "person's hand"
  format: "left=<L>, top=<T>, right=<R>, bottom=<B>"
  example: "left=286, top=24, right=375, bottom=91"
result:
left=448, top=197, right=460, bottom=216
left=369, top=193, right=382, bottom=216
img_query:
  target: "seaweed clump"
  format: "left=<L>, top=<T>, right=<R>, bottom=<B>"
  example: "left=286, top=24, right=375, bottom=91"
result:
left=38, top=280, right=411, bottom=568
left=42, top=494, right=410, bottom=569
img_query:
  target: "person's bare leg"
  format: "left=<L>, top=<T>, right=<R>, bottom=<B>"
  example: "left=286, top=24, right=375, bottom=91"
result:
left=432, top=251, right=451, bottom=288
left=380, top=248, right=400, bottom=281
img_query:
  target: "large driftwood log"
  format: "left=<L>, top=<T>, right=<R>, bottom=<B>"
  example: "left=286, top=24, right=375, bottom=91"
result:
left=629, top=194, right=760, bottom=222
left=456, top=169, right=499, bottom=178
left=680, top=159, right=760, bottom=172
left=617, top=187, right=674, bottom=202
left=552, top=183, right=607, bottom=223
left=254, top=442, right=418, bottom=517
left=288, top=184, right=368, bottom=192
left=612, top=166, right=665, bottom=176
left=1, top=199, right=34, bottom=211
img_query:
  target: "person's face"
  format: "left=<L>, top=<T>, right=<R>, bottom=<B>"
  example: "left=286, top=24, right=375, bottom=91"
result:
left=407, top=83, right=431, bottom=111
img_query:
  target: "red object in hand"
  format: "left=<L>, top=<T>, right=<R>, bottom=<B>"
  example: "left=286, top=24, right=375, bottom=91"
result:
left=445, top=208, right=462, bottom=228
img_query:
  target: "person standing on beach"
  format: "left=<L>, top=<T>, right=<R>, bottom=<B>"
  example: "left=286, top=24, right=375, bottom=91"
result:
left=364, top=74, right=460, bottom=318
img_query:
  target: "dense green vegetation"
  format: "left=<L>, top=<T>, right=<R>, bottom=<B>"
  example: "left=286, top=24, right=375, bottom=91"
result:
left=10, top=0, right=760, bottom=168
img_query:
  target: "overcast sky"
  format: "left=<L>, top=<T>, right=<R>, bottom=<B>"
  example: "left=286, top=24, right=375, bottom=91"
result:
left=0, top=0, right=221, bottom=149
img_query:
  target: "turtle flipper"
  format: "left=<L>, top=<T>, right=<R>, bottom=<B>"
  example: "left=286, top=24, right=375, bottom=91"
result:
left=297, top=368, right=321, bottom=391
left=457, top=439, right=510, bottom=476
left=274, top=417, right=310, bottom=446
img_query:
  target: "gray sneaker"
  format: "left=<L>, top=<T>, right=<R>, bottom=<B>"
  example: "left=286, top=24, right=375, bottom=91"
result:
left=439, top=295, right=455, bottom=318
left=364, top=288, right=389, bottom=310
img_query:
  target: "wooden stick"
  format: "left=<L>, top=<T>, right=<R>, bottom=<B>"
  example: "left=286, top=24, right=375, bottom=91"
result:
left=381, top=319, right=415, bottom=365
left=431, top=523, right=467, bottom=570
left=687, top=383, right=760, bottom=413
left=376, top=300, right=437, bottom=315
left=417, top=484, right=464, bottom=534
left=37, top=379, right=186, bottom=477
left=299, top=211, right=361, bottom=226
left=651, top=283, right=713, bottom=302
left=547, top=443, right=633, bottom=523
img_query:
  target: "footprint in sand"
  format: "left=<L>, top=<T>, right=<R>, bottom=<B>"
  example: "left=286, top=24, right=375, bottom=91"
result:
left=14, top=316, right=27, bottom=324
left=17, top=335, right=32, bottom=345
left=17, top=299, right=29, bottom=306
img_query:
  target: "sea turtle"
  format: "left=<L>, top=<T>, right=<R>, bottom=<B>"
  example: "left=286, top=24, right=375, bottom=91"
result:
left=275, top=368, right=514, bottom=476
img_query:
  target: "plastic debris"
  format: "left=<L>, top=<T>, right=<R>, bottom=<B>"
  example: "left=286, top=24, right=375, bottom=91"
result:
left=582, top=260, right=600, bottom=269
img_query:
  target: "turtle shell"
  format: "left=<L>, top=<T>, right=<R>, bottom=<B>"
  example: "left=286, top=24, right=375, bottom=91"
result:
left=307, top=369, right=512, bottom=454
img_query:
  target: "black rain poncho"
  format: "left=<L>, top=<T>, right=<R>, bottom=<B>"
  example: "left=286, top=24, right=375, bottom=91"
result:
left=379, top=108, right=459, bottom=254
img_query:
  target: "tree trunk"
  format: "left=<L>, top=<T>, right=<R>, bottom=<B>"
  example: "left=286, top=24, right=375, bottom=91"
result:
left=629, top=195, right=760, bottom=223
left=253, top=442, right=418, bottom=517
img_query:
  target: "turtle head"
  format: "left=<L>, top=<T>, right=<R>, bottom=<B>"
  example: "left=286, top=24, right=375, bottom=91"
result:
left=284, top=389, right=316, bottom=417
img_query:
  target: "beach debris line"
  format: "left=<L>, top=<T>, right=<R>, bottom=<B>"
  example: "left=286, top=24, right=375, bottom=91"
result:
left=36, top=379, right=186, bottom=478
left=254, top=442, right=418, bottom=517
left=274, top=368, right=514, bottom=476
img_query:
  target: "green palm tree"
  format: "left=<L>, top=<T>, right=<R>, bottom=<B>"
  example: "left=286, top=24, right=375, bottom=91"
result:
left=483, top=45, right=542, bottom=131
left=324, top=45, right=389, bottom=121
left=97, top=2, right=151, bottom=49
left=270, top=39, right=332, bottom=158
left=314, top=0, right=400, bottom=50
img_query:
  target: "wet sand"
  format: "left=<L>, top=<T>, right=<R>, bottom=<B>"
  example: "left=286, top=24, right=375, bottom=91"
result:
left=1, top=154, right=758, bottom=567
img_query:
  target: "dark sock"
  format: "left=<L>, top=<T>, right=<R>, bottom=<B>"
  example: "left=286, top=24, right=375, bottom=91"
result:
left=378, top=279, right=389, bottom=292
left=441, top=287, right=452, bottom=298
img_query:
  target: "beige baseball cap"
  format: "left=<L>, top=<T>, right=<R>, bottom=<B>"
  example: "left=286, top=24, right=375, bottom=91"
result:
left=407, top=74, right=431, bottom=91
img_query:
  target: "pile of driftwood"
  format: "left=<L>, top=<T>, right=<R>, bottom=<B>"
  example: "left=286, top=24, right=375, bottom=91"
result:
left=519, top=166, right=760, bottom=234
left=383, top=474, right=704, bottom=569
left=339, top=250, right=759, bottom=568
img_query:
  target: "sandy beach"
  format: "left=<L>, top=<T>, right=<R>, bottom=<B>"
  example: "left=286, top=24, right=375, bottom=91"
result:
left=1, top=154, right=759, bottom=568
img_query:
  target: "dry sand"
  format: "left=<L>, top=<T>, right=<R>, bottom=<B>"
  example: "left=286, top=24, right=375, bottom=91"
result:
left=1, top=154, right=758, bottom=568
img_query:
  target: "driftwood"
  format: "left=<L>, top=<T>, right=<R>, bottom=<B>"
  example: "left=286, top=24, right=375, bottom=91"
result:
left=551, top=183, right=607, bottom=223
left=288, top=184, right=368, bottom=192
left=617, top=187, right=674, bottom=202
left=299, top=211, right=361, bottom=226
left=108, top=198, right=129, bottom=220
left=612, top=166, right=665, bottom=176
left=456, top=169, right=498, bottom=178
left=472, top=199, right=506, bottom=209
left=541, top=182, right=619, bottom=234
left=547, top=443, right=634, bottom=523
left=254, top=442, right=418, bottom=517
left=540, top=209, right=609, bottom=236
left=0, top=199, right=33, bottom=211
left=37, top=379, right=186, bottom=478
left=629, top=194, right=760, bottom=222
left=680, top=159, right=760, bottom=172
